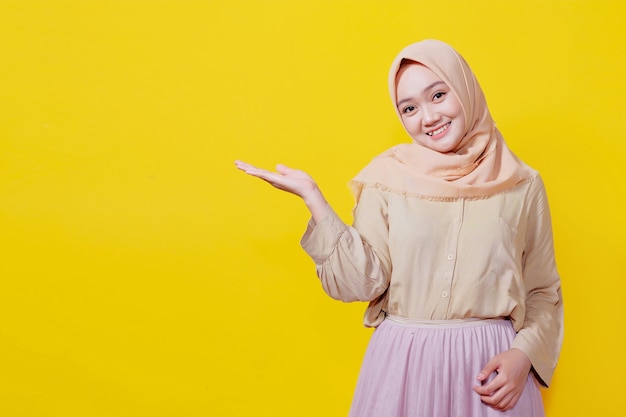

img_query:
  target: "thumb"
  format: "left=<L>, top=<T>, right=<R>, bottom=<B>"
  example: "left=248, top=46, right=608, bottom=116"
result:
left=477, top=357, right=500, bottom=382
left=276, top=164, right=292, bottom=175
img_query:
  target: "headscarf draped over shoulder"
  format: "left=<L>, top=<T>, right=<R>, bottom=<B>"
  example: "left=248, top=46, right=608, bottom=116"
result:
left=350, top=39, right=535, bottom=201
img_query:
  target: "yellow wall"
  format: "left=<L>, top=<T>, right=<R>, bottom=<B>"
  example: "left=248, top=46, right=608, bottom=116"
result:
left=1, top=1, right=624, bottom=416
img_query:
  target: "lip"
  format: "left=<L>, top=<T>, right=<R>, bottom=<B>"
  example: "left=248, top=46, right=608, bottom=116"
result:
left=426, top=122, right=451, bottom=139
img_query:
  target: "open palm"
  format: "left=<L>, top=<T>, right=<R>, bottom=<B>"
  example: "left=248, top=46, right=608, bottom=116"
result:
left=235, top=160, right=317, bottom=199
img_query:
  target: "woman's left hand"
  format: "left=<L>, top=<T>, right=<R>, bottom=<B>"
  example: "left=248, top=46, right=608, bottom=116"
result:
left=473, top=348, right=532, bottom=411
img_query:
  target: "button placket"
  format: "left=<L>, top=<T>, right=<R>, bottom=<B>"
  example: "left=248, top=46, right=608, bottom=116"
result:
left=441, top=200, right=465, bottom=308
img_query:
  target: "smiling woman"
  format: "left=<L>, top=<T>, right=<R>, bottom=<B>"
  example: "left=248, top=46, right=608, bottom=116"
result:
left=236, top=39, right=563, bottom=417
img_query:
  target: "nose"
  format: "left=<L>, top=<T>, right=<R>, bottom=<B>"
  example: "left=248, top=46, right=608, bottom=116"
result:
left=421, top=105, right=440, bottom=127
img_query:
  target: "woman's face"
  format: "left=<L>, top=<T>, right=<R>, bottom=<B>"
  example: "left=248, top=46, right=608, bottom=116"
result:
left=396, top=63, right=466, bottom=153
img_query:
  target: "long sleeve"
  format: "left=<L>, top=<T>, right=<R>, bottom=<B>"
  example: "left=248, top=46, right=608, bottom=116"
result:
left=510, top=177, right=564, bottom=387
left=300, top=187, right=391, bottom=303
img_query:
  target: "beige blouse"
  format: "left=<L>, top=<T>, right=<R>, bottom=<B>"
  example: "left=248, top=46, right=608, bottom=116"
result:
left=301, top=172, right=563, bottom=386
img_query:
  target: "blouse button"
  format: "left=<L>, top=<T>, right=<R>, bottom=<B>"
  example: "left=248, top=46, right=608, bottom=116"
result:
left=447, top=254, right=454, bottom=261
left=442, top=291, right=449, bottom=298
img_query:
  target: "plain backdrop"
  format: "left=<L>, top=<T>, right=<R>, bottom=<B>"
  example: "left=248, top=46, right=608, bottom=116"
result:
left=1, top=1, right=625, bottom=416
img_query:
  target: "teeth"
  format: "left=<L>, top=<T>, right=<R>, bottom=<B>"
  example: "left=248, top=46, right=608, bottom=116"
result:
left=427, top=123, right=449, bottom=136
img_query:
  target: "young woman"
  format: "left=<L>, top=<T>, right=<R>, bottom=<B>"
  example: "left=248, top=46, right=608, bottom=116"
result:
left=236, top=39, right=563, bottom=417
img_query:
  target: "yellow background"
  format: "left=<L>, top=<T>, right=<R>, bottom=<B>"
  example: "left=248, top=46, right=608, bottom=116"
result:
left=1, top=1, right=625, bottom=416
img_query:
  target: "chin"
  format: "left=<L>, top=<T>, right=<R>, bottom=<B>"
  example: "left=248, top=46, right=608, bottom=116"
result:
left=423, top=140, right=458, bottom=154
left=414, top=132, right=463, bottom=153
left=434, top=137, right=463, bottom=153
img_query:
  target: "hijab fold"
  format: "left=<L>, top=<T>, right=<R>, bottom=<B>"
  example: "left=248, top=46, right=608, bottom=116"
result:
left=350, top=40, right=535, bottom=200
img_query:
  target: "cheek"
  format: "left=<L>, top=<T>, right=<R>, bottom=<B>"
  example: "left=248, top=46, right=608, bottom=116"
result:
left=402, top=117, right=420, bottom=134
left=455, top=113, right=466, bottom=136
left=452, top=104, right=466, bottom=128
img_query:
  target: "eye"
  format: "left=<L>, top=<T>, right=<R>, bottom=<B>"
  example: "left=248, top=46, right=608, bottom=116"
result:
left=433, top=91, right=446, bottom=100
left=402, top=105, right=416, bottom=114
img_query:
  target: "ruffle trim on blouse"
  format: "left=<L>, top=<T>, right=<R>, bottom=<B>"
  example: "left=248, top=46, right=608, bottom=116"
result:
left=348, top=171, right=538, bottom=203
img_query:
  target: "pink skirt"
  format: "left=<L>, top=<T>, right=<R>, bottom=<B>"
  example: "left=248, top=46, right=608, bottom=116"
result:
left=348, top=317, right=545, bottom=417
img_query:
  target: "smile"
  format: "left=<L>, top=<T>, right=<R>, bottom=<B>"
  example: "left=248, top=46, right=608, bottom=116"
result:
left=426, top=122, right=450, bottom=136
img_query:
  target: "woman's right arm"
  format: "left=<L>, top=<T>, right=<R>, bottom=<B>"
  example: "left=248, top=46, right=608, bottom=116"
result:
left=301, top=186, right=391, bottom=302
left=236, top=161, right=391, bottom=302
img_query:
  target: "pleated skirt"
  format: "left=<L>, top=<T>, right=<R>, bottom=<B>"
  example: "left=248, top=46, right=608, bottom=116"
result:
left=348, top=316, right=545, bottom=417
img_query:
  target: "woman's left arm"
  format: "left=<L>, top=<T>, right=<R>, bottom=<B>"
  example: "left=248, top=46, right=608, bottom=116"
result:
left=510, top=175, right=564, bottom=386
left=474, top=176, right=564, bottom=410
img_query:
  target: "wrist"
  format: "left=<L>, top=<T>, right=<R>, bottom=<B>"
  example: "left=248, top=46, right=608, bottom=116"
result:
left=303, top=188, right=328, bottom=224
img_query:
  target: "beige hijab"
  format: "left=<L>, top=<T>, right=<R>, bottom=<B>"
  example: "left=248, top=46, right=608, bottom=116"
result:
left=351, top=39, right=535, bottom=200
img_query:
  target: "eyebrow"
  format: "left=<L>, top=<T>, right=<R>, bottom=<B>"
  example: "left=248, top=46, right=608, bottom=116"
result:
left=397, top=81, right=447, bottom=107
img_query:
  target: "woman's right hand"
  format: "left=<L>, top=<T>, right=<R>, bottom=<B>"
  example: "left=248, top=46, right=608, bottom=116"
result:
left=235, top=160, right=328, bottom=223
left=234, top=160, right=317, bottom=198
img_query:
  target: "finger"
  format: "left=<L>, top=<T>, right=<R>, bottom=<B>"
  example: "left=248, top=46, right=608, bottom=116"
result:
left=234, top=161, right=264, bottom=175
left=258, top=172, right=289, bottom=187
left=235, top=162, right=277, bottom=179
left=473, top=384, right=491, bottom=396
left=275, top=164, right=291, bottom=174
left=480, top=393, right=507, bottom=410
left=486, top=389, right=518, bottom=412
left=478, top=382, right=504, bottom=406
left=501, top=391, right=522, bottom=411
left=476, top=359, right=500, bottom=382
left=483, top=379, right=524, bottom=411
left=234, top=160, right=256, bottom=169
left=473, top=373, right=504, bottom=396
left=495, top=392, right=515, bottom=411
